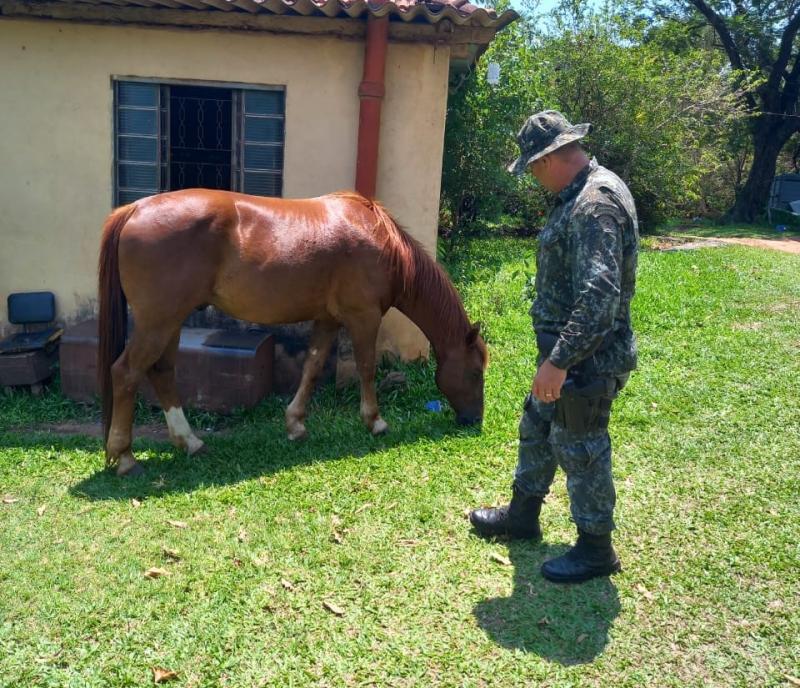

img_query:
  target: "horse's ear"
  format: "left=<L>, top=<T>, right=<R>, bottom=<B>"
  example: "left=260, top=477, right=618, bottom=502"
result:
left=466, top=322, right=482, bottom=346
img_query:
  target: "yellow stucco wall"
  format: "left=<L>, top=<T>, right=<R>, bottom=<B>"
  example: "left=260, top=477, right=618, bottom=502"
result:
left=0, top=18, right=450, bottom=358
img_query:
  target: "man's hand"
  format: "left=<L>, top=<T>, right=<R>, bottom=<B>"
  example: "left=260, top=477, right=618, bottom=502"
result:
left=532, top=359, right=568, bottom=403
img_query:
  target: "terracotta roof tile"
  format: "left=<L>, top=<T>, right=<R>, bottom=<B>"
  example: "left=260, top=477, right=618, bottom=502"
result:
left=60, top=0, right=517, bottom=27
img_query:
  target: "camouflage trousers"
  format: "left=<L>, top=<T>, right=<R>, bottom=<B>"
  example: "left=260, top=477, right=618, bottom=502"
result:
left=513, top=392, right=619, bottom=535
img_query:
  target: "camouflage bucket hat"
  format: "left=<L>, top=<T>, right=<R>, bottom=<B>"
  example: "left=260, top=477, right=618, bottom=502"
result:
left=507, top=110, right=592, bottom=176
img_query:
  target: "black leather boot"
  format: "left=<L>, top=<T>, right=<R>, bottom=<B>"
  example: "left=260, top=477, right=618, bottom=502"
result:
left=469, top=485, right=543, bottom=539
left=541, top=530, right=621, bottom=583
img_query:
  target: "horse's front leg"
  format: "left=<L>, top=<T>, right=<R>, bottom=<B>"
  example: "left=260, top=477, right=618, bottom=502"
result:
left=345, top=312, right=388, bottom=436
left=285, top=319, right=340, bottom=440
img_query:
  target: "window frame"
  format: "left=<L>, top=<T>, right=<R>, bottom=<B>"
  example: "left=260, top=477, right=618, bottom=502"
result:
left=112, top=76, right=286, bottom=207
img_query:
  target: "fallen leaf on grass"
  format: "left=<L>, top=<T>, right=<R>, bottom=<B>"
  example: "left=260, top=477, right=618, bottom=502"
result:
left=2, top=495, right=19, bottom=504
left=36, top=505, right=47, bottom=516
left=77, top=506, right=93, bottom=515
left=131, top=498, right=142, bottom=508
left=635, top=584, right=654, bottom=601
left=166, top=520, right=188, bottom=529
left=785, top=676, right=800, bottom=687
left=490, top=552, right=511, bottom=566
left=577, top=633, right=588, bottom=644
left=281, top=579, right=295, bottom=591
left=332, top=531, right=344, bottom=545
left=323, top=600, right=345, bottom=616
left=144, top=567, right=171, bottom=579
left=153, top=667, right=178, bottom=683
left=537, top=616, right=549, bottom=627
left=237, top=529, right=248, bottom=543
left=251, top=553, right=270, bottom=568
left=354, top=503, right=372, bottom=515
left=398, top=539, right=420, bottom=547
left=162, top=548, right=181, bottom=561
left=768, top=599, right=784, bottom=611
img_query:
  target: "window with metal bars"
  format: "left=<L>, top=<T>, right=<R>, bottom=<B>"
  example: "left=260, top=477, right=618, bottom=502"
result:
left=114, top=79, right=285, bottom=206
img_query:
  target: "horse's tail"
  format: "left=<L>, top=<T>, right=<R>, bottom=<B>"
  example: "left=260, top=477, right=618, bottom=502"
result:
left=331, top=191, right=418, bottom=293
left=98, top=204, right=137, bottom=449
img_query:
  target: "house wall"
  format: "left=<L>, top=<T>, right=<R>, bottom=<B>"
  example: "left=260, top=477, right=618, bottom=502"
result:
left=0, top=18, right=450, bottom=359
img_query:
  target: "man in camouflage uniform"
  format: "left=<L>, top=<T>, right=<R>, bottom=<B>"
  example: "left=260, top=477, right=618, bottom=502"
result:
left=469, top=111, right=639, bottom=583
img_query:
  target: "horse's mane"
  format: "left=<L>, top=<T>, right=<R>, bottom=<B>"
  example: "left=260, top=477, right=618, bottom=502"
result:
left=330, top=191, right=471, bottom=337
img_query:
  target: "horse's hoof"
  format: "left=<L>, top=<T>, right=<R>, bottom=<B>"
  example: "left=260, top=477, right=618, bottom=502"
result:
left=118, top=462, right=145, bottom=478
left=371, top=418, right=389, bottom=436
left=287, top=425, right=307, bottom=441
left=188, top=439, right=207, bottom=457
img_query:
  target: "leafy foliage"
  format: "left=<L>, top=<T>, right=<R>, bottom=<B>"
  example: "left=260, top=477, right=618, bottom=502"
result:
left=441, top=2, right=751, bottom=234
left=637, top=0, right=800, bottom=221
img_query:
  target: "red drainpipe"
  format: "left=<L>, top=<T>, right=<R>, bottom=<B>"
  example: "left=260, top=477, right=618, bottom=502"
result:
left=355, top=14, right=389, bottom=199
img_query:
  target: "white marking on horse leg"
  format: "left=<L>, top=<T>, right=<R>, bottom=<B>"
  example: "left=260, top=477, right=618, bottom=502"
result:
left=164, top=407, right=204, bottom=455
left=371, top=417, right=389, bottom=435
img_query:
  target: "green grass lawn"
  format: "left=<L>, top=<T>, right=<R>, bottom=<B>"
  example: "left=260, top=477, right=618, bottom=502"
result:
left=1, top=239, right=799, bottom=687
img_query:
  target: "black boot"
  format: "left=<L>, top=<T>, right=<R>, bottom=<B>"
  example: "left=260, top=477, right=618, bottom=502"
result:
left=469, top=485, right=543, bottom=539
left=541, top=530, right=621, bottom=583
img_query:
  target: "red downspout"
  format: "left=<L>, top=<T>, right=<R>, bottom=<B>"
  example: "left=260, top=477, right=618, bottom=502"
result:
left=355, top=14, right=389, bottom=199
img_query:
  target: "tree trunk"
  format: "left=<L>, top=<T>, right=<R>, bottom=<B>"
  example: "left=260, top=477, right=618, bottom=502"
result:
left=728, top=119, right=796, bottom=222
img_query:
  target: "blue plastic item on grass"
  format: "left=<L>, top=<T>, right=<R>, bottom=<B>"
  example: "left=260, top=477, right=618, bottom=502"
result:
left=776, top=225, right=787, bottom=232
left=425, top=400, right=442, bottom=412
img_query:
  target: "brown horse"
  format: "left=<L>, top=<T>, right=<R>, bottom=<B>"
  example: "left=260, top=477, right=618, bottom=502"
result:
left=97, top=189, right=487, bottom=476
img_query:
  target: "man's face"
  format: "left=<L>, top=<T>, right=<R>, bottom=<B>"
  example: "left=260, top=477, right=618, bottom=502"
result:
left=527, top=155, right=559, bottom=193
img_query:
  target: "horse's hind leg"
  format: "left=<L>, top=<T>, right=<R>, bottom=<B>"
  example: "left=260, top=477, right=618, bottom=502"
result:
left=106, top=327, right=175, bottom=476
left=285, top=318, right=340, bottom=440
left=342, top=310, right=388, bottom=436
left=146, top=330, right=204, bottom=456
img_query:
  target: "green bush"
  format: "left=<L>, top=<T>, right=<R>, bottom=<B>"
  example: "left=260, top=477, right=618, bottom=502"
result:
left=440, top=4, right=747, bottom=235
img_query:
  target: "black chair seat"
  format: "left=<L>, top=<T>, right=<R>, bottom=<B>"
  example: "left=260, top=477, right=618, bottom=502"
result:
left=0, top=327, right=62, bottom=355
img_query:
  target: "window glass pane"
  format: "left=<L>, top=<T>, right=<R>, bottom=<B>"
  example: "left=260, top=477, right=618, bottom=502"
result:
left=118, top=162, right=158, bottom=190
left=243, top=171, right=282, bottom=197
left=244, top=144, right=283, bottom=171
left=118, top=189, right=154, bottom=204
left=118, top=82, right=158, bottom=108
left=244, top=116, right=283, bottom=143
left=244, top=90, right=284, bottom=116
left=118, top=136, right=158, bottom=163
left=118, top=108, right=157, bottom=135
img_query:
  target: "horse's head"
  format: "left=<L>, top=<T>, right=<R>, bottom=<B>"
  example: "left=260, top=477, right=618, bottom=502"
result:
left=435, top=322, right=488, bottom=426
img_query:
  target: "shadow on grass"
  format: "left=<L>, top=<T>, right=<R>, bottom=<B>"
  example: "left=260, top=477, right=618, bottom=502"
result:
left=2, top=401, right=475, bottom=502
left=474, top=540, right=620, bottom=664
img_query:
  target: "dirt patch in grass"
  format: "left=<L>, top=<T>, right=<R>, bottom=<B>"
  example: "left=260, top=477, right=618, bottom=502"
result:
left=720, top=236, right=800, bottom=254
left=766, top=299, right=800, bottom=313
left=647, top=236, right=728, bottom=251
left=12, top=422, right=218, bottom=443
left=661, top=233, right=800, bottom=254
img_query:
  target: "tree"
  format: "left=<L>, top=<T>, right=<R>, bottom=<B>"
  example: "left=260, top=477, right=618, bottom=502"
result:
left=440, top=3, right=746, bottom=233
left=440, top=10, right=548, bottom=232
left=671, top=1, right=800, bottom=221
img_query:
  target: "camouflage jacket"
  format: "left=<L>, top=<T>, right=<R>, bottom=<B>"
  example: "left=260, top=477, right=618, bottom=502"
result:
left=532, top=159, right=639, bottom=377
